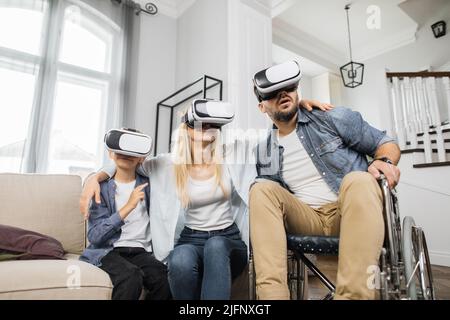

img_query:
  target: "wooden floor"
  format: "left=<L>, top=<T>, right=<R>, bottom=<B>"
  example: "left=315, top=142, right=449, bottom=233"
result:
left=308, top=256, right=450, bottom=300
left=231, top=257, right=450, bottom=300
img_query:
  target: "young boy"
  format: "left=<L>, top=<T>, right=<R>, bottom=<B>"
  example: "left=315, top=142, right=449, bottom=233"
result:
left=80, top=129, right=171, bottom=300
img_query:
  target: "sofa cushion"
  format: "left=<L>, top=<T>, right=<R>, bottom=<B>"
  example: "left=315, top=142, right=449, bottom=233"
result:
left=0, top=254, right=113, bottom=300
left=0, top=224, right=65, bottom=260
left=0, top=174, right=85, bottom=255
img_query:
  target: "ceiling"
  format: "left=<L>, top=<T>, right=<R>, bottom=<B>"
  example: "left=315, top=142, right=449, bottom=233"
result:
left=274, top=0, right=423, bottom=67
left=147, top=0, right=449, bottom=72
left=399, top=0, right=450, bottom=27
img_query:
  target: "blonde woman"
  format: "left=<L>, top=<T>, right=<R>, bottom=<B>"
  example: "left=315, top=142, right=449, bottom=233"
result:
left=79, top=99, right=332, bottom=300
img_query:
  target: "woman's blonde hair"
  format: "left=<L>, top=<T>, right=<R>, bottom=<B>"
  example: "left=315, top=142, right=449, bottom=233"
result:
left=173, top=122, right=228, bottom=208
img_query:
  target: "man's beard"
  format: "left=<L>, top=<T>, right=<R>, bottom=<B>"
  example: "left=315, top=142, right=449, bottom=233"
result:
left=272, top=97, right=299, bottom=122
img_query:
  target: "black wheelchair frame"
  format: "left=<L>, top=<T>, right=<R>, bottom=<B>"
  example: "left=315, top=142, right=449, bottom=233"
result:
left=248, top=177, right=435, bottom=300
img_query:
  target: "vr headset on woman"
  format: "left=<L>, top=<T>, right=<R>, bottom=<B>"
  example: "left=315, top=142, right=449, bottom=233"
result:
left=182, top=99, right=235, bottom=129
left=253, top=60, right=302, bottom=101
left=104, top=128, right=152, bottom=158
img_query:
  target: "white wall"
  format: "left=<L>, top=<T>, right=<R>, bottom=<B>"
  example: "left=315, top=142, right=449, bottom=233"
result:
left=397, top=154, right=450, bottom=266
left=176, top=0, right=228, bottom=97
left=133, top=14, right=177, bottom=144
left=145, top=0, right=230, bottom=153
left=341, top=15, right=450, bottom=266
left=137, top=0, right=274, bottom=154
left=228, top=0, right=273, bottom=131
left=134, top=0, right=277, bottom=154
left=312, top=73, right=331, bottom=104
left=299, top=75, right=312, bottom=100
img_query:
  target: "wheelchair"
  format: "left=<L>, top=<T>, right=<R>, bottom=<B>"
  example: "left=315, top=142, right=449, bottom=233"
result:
left=248, top=176, right=435, bottom=300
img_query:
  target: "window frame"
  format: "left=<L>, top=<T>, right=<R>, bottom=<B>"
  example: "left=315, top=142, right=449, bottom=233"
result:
left=0, top=0, right=123, bottom=175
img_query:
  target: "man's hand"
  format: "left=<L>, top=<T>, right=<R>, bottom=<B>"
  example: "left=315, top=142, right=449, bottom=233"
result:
left=80, top=174, right=101, bottom=220
left=368, top=160, right=401, bottom=189
left=299, top=99, right=334, bottom=112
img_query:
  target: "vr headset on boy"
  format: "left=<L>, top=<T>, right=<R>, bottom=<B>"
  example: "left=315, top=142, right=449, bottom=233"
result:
left=104, top=128, right=152, bottom=158
left=253, top=60, right=302, bottom=101
left=182, top=99, right=235, bottom=129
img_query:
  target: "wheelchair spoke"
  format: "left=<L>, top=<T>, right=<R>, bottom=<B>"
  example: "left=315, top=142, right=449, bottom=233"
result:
left=406, top=260, right=420, bottom=290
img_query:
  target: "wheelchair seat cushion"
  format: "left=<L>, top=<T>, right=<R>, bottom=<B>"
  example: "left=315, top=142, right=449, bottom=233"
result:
left=287, top=234, right=339, bottom=255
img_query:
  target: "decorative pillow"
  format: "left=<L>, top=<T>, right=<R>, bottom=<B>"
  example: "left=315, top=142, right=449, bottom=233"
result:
left=0, top=224, right=65, bottom=260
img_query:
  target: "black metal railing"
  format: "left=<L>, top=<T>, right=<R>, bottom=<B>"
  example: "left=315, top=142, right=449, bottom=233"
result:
left=154, top=75, right=223, bottom=155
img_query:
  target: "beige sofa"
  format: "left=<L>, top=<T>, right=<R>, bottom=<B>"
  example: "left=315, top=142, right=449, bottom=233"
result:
left=0, top=173, right=249, bottom=300
left=0, top=174, right=113, bottom=299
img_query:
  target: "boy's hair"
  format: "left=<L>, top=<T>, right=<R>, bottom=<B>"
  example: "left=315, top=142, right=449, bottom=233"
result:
left=122, top=128, right=142, bottom=134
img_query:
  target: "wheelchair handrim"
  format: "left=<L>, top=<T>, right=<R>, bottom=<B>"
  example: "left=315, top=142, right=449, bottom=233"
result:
left=412, top=227, right=435, bottom=299
left=402, top=217, right=435, bottom=300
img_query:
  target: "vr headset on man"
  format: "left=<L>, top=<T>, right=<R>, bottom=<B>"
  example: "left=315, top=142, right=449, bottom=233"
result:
left=253, top=60, right=302, bottom=102
left=104, top=128, right=153, bottom=158
left=182, top=99, right=235, bottom=129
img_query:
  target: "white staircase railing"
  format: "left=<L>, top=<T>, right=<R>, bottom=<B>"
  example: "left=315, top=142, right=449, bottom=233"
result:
left=387, top=71, right=450, bottom=167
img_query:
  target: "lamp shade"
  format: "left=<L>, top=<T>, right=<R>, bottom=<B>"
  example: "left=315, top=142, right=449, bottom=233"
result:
left=340, top=61, right=364, bottom=88
left=431, top=21, right=446, bottom=38
left=340, top=5, right=364, bottom=88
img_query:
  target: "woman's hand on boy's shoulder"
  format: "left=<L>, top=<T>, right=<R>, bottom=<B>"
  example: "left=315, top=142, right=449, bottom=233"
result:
left=80, top=174, right=102, bottom=220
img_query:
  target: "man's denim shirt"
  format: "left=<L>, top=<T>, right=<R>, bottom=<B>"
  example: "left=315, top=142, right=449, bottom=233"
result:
left=80, top=173, right=150, bottom=267
left=255, top=107, right=396, bottom=194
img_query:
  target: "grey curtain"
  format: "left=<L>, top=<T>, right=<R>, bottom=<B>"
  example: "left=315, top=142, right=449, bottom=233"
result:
left=120, top=0, right=141, bottom=129
left=22, top=0, right=142, bottom=172
left=81, top=0, right=141, bottom=129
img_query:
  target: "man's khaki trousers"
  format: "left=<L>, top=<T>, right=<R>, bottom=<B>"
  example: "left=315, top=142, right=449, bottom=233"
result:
left=249, top=172, right=384, bottom=300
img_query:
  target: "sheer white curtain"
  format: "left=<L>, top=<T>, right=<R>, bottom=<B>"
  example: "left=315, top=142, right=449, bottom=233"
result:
left=0, top=0, right=139, bottom=179
left=0, top=0, right=48, bottom=173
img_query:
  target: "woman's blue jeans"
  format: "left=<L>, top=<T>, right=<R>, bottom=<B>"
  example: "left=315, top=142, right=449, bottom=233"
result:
left=167, top=223, right=247, bottom=300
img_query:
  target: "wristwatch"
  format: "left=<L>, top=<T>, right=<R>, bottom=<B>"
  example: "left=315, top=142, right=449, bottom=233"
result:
left=368, top=157, right=394, bottom=167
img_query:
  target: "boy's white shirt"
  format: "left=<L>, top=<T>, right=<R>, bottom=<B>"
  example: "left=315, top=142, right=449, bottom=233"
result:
left=102, top=139, right=257, bottom=263
left=113, top=180, right=152, bottom=251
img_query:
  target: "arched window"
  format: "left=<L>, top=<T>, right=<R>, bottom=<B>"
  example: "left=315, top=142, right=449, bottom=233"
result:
left=0, top=0, right=123, bottom=179
left=0, top=0, right=48, bottom=173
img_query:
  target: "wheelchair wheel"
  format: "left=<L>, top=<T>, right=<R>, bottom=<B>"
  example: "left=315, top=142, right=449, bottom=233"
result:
left=288, top=251, right=307, bottom=300
left=402, top=216, right=435, bottom=300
